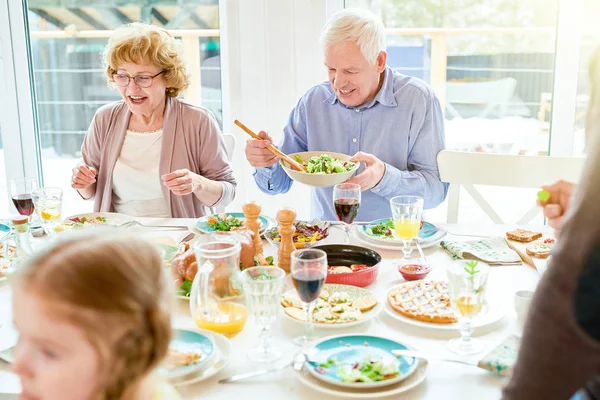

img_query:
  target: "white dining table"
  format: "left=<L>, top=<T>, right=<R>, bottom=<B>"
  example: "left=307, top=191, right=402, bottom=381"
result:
left=0, top=218, right=548, bottom=399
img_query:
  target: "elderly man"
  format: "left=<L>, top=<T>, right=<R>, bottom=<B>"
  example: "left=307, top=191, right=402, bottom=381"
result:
left=245, top=9, right=448, bottom=221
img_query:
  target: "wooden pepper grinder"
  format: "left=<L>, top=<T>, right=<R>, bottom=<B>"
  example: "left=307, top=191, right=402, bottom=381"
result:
left=277, top=208, right=296, bottom=273
left=242, top=201, right=263, bottom=257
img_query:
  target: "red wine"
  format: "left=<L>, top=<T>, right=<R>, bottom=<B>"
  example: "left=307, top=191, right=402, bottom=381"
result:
left=334, top=198, right=360, bottom=224
left=292, top=269, right=325, bottom=303
left=12, top=194, right=34, bottom=216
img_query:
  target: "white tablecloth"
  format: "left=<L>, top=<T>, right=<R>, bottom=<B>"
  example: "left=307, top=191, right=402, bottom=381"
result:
left=0, top=219, right=546, bottom=399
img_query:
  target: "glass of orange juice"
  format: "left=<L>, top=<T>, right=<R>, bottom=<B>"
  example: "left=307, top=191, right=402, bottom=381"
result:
left=390, top=196, right=424, bottom=267
left=190, top=233, right=248, bottom=338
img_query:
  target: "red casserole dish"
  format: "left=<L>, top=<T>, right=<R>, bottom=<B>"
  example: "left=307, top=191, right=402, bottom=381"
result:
left=314, top=244, right=381, bottom=288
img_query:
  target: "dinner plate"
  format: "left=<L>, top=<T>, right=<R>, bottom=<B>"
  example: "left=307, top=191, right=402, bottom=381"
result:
left=168, top=329, right=232, bottom=386
left=304, top=334, right=418, bottom=389
left=156, top=329, right=215, bottom=379
left=281, top=284, right=381, bottom=329
left=0, top=223, right=10, bottom=241
left=295, top=343, right=427, bottom=398
left=358, top=220, right=446, bottom=246
left=383, top=293, right=506, bottom=331
left=353, top=227, right=446, bottom=250
left=60, top=212, right=134, bottom=229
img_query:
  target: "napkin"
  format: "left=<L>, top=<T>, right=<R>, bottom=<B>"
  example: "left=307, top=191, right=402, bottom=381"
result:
left=440, top=237, right=522, bottom=265
left=478, top=334, right=521, bottom=376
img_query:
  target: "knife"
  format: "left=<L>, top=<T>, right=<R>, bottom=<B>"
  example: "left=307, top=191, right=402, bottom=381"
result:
left=392, top=349, right=477, bottom=366
left=218, top=361, right=293, bottom=383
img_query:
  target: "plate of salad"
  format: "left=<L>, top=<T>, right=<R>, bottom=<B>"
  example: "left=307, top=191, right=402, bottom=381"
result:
left=357, top=219, right=446, bottom=249
left=195, top=212, right=271, bottom=234
left=280, top=151, right=360, bottom=188
left=56, top=212, right=134, bottom=232
left=304, top=334, right=418, bottom=389
left=264, top=220, right=330, bottom=249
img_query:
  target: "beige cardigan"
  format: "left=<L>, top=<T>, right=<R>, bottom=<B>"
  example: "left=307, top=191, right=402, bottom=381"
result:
left=81, top=97, right=236, bottom=218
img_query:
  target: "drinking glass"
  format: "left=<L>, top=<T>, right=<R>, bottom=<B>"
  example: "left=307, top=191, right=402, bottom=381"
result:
left=390, top=196, right=424, bottom=267
left=446, top=259, right=490, bottom=355
left=291, top=248, right=327, bottom=346
left=333, top=183, right=361, bottom=244
left=241, top=266, right=286, bottom=362
left=32, top=188, right=63, bottom=235
left=9, top=178, right=38, bottom=221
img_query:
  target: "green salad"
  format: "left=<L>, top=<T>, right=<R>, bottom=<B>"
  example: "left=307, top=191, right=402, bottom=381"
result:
left=367, top=219, right=394, bottom=239
left=294, top=154, right=356, bottom=174
left=316, top=356, right=400, bottom=383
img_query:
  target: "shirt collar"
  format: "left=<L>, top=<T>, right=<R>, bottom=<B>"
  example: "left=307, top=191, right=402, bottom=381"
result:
left=323, top=66, right=397, bottom=108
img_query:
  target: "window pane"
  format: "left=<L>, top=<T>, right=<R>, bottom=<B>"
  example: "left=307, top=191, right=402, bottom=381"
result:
left=0, top=123, right=8, bottom=216
left=25, top=1, right=221, bottom=213
left=574, top=0, right=600, bottom=156
left=346, top=0, right=558, bottom=157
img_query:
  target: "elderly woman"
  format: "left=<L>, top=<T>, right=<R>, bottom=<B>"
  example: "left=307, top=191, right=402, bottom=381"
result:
left=71, top=23, right=235, bottom=218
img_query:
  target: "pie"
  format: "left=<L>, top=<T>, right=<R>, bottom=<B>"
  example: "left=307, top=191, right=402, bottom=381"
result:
left=387, top=280, right=458, bottom=324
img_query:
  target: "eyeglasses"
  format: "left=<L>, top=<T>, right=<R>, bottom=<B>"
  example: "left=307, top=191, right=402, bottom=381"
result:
left=112, top=71, right=165, bottom=88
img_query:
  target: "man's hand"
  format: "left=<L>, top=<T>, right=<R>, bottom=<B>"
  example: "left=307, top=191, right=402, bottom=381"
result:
left=344, top=151, right=386, bottom=191
left=244, top=130, right=279, bottom=168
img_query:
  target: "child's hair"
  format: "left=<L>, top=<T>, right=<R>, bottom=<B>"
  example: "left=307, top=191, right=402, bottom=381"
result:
left=15, top=233, right=172, bottom=399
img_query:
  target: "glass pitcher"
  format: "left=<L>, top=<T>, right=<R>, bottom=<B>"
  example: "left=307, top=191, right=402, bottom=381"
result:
left=190, top=233, right=248, bottom=338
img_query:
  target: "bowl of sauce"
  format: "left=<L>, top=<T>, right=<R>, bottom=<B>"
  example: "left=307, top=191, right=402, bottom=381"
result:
left=398, top=263, right=431, bottom=281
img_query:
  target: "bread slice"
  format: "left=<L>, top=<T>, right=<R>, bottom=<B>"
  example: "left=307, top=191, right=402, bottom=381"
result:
left=352, top=295, right=378, bottom=312
left=526, top=239, right=555, bottom=259
left=506, top=229, right=542, bottom=243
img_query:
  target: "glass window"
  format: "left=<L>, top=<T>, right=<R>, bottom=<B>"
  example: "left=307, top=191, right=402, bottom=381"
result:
left=346, top=0, right=559, bottom=157
left=24, top=1, right=221, bottom=213
left=573, top=0, right=600, bottom=156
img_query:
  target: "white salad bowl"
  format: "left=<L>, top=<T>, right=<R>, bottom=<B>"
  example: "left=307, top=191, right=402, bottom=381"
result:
left=280, top=151, right=360, bottom=188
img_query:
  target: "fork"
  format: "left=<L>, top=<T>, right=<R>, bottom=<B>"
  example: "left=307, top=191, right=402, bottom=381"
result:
left=117, top=221, right=189, bottom=230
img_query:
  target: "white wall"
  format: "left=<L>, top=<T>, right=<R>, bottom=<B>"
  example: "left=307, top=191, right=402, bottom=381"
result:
left=221, top=0, right=335, bottom=220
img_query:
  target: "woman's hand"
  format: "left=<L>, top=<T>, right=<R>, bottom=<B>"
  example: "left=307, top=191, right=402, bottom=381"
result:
left=161, top=169, right=203, bottom=196
left=71, top=164, right=96, bottom=190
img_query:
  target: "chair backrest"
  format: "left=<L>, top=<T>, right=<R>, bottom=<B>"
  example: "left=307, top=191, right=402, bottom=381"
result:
left=437, top=150, right=587, bottom=224
left=446, top=77, right=517, bottom=119
left=222, top=133, right=236, bottom=161
left=215, top=133, right=237, bottom=214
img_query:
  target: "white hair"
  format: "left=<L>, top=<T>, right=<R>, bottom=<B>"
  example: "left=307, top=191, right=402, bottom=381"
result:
left=320, top=8, right=386, bottom=65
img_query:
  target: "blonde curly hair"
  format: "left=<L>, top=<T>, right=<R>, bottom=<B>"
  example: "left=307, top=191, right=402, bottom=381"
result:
left=103, top=22, right=189, bottom=97
left=16, top=233, right=173, bottom=399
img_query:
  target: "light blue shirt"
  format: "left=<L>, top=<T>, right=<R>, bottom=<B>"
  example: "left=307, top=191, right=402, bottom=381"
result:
left=253, top=66, right=448, bottom=222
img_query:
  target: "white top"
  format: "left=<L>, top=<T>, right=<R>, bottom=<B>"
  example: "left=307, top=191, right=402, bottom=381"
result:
left=112, top=130, right=170, bottom=217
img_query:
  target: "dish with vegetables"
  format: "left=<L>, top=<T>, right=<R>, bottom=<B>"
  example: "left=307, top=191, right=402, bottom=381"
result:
left=195, top=212, right=271, bottom=234
left=294, top=154, right=357, bottom=175
left=304, top=334, right=418, bottom=389
left=264, top=220, right=330, bottom=249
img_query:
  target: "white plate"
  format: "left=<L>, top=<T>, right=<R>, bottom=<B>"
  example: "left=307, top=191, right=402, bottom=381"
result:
left=61, top=212, right=135, bottom=228
left=281, top=284, right=382, bottom=329
left=295, top=352, right=427, bottom=399
left=353, top=227, right=445, bottom=250
left=168, top=328, right=232, bottom=386
left=383, top=296, right=506, bottom=331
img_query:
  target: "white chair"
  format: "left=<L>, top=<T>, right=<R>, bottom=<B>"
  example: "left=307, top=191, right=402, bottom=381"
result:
left=437, top=150, right=587, bottom=224
left=215, top=133, right=237, bottom=213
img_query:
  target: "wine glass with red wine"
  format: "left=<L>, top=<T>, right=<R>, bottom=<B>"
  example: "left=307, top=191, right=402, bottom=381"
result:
left=291, top=248, right=327, bottom=346
left=9, top=178, right=39, bottom=220
left=333, top=183, right=361, bottom=244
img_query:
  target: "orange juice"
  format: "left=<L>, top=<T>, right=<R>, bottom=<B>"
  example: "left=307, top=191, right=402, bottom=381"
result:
left=394, top=220, right=420, bottom=240
left=194, top=302, right=248, bottom=338
left=454, top=295, right=483, bottom=317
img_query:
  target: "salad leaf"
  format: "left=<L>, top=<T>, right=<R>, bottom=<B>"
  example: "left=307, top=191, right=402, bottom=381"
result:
left=296, top=154, right=356, bottom=174
left=369, top=219, right=394, bottom=239
left=207, top=214, right=243, bottom=231
left=177, top=280, right=192, bottom=297
left=337, top=357, right=400, bottom=383
left=537, top=189, right=550, bottom=202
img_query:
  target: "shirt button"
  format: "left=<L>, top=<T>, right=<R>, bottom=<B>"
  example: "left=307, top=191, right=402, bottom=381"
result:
left=355, top=108, right=361, bottom=113
left=352, top=138, right=357, bottom=143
